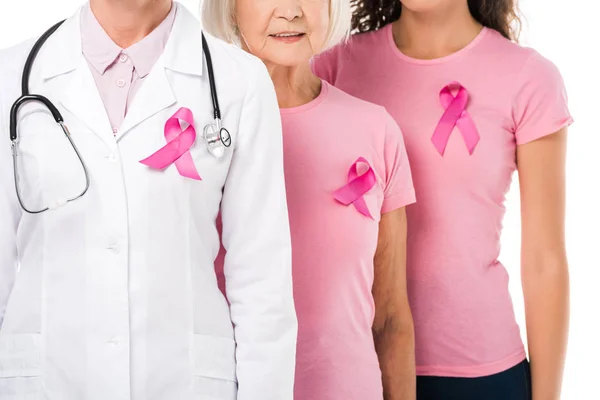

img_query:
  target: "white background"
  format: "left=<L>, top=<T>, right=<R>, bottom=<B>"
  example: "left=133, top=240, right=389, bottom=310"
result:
left=1, top=0, right=598, bottom=398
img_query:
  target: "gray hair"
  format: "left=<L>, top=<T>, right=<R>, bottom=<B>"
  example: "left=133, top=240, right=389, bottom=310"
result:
left=201, top=0, right=351, bottom=51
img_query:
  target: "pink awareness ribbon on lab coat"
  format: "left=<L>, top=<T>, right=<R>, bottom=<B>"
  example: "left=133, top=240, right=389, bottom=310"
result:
left=140, top=107, right=202, bottom=180
left=431, top=82, right=480, bottom=156
left=333, top=157, right=377, bottom=220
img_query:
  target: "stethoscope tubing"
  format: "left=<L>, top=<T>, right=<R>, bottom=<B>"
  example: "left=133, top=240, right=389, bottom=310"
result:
left=9, top=19, right=226, bottom=213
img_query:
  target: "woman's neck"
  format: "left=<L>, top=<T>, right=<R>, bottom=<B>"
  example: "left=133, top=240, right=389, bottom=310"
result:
left=89, top=0, right=173, bottom=48
left=392, top=3, right=482, bottom=60
left=266, top=63, right=322, bottom=109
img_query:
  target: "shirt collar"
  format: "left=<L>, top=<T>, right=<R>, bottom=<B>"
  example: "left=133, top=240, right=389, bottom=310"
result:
left=80, top=2, right=177, bottom=78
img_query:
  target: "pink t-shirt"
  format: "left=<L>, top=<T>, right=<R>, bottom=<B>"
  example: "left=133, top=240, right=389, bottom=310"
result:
left=313, top=25, right=572, bottom=377
left=216, top=81, right=415, bottom=399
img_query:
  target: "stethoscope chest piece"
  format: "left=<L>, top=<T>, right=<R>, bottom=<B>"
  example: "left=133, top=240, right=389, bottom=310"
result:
left=10, top=20, right=226, bottom=213
left=203, top=119, right=231, bottom=159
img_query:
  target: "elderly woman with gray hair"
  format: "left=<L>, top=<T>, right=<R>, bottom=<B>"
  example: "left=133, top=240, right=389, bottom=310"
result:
left=203, top=1, right=417, bottom=399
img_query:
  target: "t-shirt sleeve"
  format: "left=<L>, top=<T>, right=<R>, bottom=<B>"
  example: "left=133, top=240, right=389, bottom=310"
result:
left=381, top=111, right=416, bottom=214
left=512, top=50, right=573, bottom=145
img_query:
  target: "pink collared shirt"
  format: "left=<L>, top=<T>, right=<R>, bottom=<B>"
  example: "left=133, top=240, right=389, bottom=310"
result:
left=80, top=2, right=177, bottom=133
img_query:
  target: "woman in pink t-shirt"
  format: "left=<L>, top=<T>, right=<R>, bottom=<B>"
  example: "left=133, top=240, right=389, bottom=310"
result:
left=202, top=1, right=418, bottom=399
left=313, top=0, right=572, bottom=399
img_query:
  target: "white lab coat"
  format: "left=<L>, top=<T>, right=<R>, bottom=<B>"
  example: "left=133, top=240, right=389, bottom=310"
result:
left=0, top=4, right=297, bottom=400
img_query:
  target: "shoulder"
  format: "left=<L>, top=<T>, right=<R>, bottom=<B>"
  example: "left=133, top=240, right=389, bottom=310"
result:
left=323, top=84, right=406, bottom=180
left=174, top=3, right=264, bottom=81
left=202, top=32, right=267, bottom=78
left=343, top=28, right=388, bottom=55
left=518, top=48, right=563, bottom=83
left=347, top=27, right=390, bottom=51
left=482, top=29, right=560, bottom=74
left=489, top=32, right=564, bottom=91
left=312, top=27, right=391, bottom=84
left=201, top=32, right=272, bottom=99
left=315, top=27, right=387, bottom=65
left=203, top=31, right=262, bottom=73
left=472, top=29, right=566, bottom=102
left=0, top=39, right=37, bottom=117
left=325, top=83, right=396, bottom=133
left=0, top=39, right=36, bottom=82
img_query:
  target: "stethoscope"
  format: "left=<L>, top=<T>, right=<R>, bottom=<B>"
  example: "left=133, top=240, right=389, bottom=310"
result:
left=9, top=21, right=230, bottom=214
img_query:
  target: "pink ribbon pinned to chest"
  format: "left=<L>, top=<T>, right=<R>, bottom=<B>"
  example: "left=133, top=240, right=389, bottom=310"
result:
left=431, top=82, right=480, bottom=156
left=140, top=107, right=202, bottom=180
left=333, top=157, right=377, bottom=220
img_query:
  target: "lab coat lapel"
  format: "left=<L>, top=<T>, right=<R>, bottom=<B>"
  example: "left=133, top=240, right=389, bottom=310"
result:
left=59, top=58, right=116, bottom=149
left=38, top=9, right=116, bottom=150
left=116, top=4, right=205, bottom=141
left=115, top=63, right=176, bottom=141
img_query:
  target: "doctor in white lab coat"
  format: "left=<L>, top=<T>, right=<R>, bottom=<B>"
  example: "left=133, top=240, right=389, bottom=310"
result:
left=0, top=2, right=297, bottom=399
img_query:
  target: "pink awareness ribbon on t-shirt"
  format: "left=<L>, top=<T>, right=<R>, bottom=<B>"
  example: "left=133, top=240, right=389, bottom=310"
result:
left=140, top=107, right=202, bottom=180
left=431, top=82, right=480, bottom=156
left=333, top=157, right=377, bottom=220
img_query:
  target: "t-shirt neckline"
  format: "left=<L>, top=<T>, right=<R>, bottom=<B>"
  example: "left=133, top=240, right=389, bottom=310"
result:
left=279, top=80, right=329, bottom=115
left=385, top=23, right=489, bottom=65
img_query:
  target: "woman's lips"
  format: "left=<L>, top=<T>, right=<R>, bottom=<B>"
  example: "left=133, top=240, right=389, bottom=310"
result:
left=270, top=32, right=306, bottom=43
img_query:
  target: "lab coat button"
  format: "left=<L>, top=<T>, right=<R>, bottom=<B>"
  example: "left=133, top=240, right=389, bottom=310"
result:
left=116, top=79, right=126, bottom=88
left=107, top=244, right=120, bottom=254
left=106, top=337, right=121, bottom=346
left=106, top=153, right=118, bottom=163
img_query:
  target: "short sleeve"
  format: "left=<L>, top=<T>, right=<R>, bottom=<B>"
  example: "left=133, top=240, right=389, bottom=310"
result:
left=512, top=50, right=573, bottom=145
left=380, top=111, right=416, bottom=214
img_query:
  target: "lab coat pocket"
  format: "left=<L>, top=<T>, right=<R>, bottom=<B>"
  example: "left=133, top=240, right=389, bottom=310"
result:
left=0, top=333, right=42, bottom=399
left=193, top=334, right=237, bottom=400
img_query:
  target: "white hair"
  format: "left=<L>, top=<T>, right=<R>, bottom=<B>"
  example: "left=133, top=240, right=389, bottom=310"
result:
left=200, top=0, right=351, bottom=51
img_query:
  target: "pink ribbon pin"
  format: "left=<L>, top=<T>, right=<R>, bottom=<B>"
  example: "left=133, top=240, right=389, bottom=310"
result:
left=140, top=107, right=202, bottom=180
left=333, top=157, right=377, bottom=220
left=431, top=82, right=480, bottom=156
